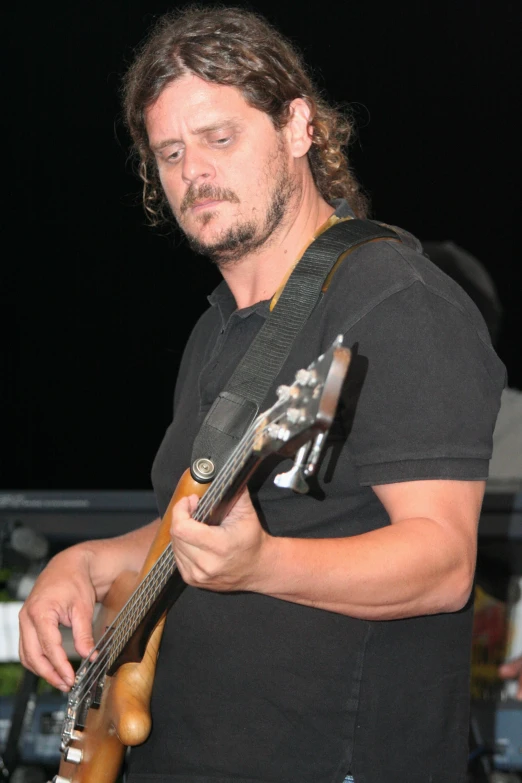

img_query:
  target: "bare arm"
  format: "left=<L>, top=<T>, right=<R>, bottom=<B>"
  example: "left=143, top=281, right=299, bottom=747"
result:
left=170, top=479, right=484, bottom=619
left=77, top=517, right=162, bottom=601
left=19, top=517, right=160, bottom=691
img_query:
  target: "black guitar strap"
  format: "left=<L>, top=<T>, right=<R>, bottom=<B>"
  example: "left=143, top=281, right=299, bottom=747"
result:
left=190, top=218, right=408, bottom=481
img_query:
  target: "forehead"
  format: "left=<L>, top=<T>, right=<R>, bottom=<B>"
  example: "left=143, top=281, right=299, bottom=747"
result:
left=145, top=73, right=272, bottom=144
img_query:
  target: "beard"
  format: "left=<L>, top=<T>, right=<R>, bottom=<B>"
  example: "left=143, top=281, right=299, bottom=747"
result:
left=175, top=145, right=298, bottom=267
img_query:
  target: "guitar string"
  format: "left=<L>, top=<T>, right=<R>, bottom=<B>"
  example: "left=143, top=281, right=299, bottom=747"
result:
left=70, top=417, right=260, bottom=703
left=76, top=387, right=304, bottom=699
left=71, top=398, right=291, bottom=704
left=73, top=411, right=254, bottom=691
left=68, top=354, right=335, bottom=727
left=78, top=382, right=312, bottom=704
left=70, top=403, right=290, bottom=705
left=105, top=548, right=174, bottom=669
left=75, top=410, right=264, bottom=668
left=72, top=545, right=174, bottom=681
left=70, top=550, right=174, bottom=703
left=106, top=408, right=264, bottom=649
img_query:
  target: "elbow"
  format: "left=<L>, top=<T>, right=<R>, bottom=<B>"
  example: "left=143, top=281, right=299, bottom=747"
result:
left=443, top=584, right=473, bottom=614
left=438, top=559, right=476, bottom=613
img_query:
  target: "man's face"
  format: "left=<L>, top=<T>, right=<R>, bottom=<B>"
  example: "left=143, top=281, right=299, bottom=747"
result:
left=145, top=73, right=299, bottom=265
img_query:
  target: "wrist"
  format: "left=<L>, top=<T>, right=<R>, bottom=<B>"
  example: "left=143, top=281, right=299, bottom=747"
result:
left=66, top=540, right=114, bottom=601
left=247, top=531, right=286, bottom=595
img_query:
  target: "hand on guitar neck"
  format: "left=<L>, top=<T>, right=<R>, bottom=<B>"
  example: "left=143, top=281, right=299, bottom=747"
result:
left=170, top=488, right=271, bottom=593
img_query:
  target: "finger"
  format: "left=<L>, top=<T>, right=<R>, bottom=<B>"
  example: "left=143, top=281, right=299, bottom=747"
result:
left=499, top=659, right=522, bottom=678
left=171, top=498, right=215, bottom=545
left=172, top=494, right=199, bottom=522
left=187, top=494, right=199, bottom=515
left=19, top=620, right=74, bottom=690
left=22, top=606, right=76, bottom=686
left=70, top=603, right=96, bottom=659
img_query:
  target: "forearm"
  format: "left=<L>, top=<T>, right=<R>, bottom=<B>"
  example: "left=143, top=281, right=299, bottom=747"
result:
left=252, top=517, right=475, bottom=620
left=171, top=480, right=482, bottom=619
left=68, top=517, right=161, bottom=601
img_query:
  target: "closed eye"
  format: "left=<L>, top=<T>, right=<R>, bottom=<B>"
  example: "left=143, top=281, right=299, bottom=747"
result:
left=212, top=136, right=232, bottom=147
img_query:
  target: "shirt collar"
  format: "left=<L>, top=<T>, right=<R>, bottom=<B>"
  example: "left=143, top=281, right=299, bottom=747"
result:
left=207, top=198, right=354, bottom=324
left=207, top=283, right=271, bottom=325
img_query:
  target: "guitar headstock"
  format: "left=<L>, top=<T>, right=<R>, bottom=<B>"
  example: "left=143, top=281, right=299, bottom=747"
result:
left=253, top=336, right=351, bottom=490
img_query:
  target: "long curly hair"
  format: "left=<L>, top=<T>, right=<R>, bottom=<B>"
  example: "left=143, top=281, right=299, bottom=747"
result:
left=123, top=5, right=369, bottom=224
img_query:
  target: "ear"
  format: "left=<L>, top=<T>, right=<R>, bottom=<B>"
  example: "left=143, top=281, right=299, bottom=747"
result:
left=283, top=98, right=313, bottom=159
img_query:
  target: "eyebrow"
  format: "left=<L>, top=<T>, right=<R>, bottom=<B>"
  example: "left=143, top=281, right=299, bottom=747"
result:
left=150, top=118, right=243, bottom=152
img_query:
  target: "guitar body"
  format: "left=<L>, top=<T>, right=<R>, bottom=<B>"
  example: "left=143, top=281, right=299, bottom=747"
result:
left=56, top=471, right=209, bottom=783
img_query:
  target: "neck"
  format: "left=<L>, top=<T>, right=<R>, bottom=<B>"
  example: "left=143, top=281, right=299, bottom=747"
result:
left=219, top=186, right=335, bottom=310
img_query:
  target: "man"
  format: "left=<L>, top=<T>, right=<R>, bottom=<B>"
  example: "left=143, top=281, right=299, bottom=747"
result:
left=19, top=7, right=505, bottom=782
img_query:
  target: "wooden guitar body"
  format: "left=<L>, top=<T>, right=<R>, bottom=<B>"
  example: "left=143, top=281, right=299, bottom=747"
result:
left=55, top=472, right=208, bottom=783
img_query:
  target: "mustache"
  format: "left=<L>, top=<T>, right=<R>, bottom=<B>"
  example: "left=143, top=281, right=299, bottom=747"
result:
left=180, top=184, right=240, bottom=214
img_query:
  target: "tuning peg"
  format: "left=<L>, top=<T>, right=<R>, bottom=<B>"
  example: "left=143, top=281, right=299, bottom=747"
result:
left=274, top=444, right=310, bottom=494
left=276, top=384, right=291, bottom=400
left=295, top=369, right=318, bottom=387
left=303, top=432, right=326, bottom=477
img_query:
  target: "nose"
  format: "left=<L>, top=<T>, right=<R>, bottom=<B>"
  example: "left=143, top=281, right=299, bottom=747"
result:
left=181, top=145, right=215, bottom=186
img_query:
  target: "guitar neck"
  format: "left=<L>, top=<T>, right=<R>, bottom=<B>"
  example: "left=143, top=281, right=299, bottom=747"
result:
left=89, top=436, right=263, bottom=677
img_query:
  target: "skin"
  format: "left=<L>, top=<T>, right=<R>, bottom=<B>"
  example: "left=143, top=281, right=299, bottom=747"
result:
left=146, top=74, right=334, bottom=307
left=499, top=659, right=522, bottom=698
left=19, top=73, right=485, bottom=694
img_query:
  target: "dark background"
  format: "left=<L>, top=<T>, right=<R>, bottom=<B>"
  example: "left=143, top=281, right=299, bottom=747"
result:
left=2, top=0, right=521, bottom=491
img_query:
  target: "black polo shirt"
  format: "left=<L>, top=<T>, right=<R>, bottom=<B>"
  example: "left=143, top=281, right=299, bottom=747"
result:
left=128, top=210, right=505, bottom=783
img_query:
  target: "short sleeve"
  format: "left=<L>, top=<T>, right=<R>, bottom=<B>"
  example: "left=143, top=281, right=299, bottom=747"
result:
left=344, top=280, right=506, bottom=486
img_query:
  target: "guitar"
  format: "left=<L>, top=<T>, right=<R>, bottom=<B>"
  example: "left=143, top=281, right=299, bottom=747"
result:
left=50, top=335, right=351, bottom=783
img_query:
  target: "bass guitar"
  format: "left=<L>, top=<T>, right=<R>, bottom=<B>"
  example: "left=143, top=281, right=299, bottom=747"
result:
left=50, top=335, right=351, bottom=783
